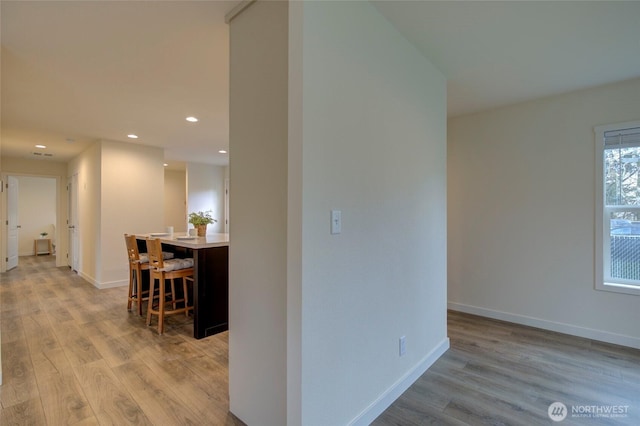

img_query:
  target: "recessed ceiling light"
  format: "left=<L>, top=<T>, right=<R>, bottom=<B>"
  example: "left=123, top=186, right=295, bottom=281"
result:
left=127, top=134, right=139, bottom=139
left=163, top=163, right=169, bottom=167
left=218, top=150, right=228, bottom=154
left=186, top=116, right=198, bottom=122
left=35, top=144, right=47, bottom=149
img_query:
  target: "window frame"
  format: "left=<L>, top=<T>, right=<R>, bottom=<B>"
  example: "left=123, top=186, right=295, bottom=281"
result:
left=595, top=120, right=640, bottom=296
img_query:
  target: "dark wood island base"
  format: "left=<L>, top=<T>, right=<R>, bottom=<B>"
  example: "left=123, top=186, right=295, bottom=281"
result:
left=192, top=245, right=228, bottom=338
left=136, top=233, right=229, bottom=339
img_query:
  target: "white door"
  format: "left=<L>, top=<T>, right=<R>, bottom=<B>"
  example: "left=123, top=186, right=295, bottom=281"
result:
left=7, top=176, right=19, bottom=270
left=68, top=174, right=79, bottom=271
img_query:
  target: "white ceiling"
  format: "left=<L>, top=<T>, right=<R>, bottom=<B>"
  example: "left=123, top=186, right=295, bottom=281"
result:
left=1, top=0, right=234, bottom=166
left=2, top=1, right=640, bottom=165
left=373, top=1, right=640, bottom=117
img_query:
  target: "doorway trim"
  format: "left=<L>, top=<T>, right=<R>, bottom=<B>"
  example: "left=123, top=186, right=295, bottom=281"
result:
left=1, top=171, right=66, bottom=273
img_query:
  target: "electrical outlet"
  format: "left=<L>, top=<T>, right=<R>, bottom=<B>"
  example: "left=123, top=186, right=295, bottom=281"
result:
left=399, top=336, right=406, bottom=357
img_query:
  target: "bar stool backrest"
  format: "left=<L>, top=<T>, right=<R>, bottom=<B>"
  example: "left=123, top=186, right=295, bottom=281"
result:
left=146, top=238, right=164, bottom=270
left=125, top=234, right=141, bottom=263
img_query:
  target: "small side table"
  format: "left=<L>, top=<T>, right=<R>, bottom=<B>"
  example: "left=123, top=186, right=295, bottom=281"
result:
left=34, top=238, right=53, bottom=256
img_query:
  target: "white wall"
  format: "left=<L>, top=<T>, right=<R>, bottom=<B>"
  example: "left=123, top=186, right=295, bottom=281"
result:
left=68, top=140, right=164, bottom=288
left=298, top=2, right=447, bottom=424
left=69, top=142, right=102, bottom=284
left=16, top=176, right=56, bottom=256
left=100, top=140, right=165, bottom=286
left=229, top=1, right=448, bottom=425
left=229, top=1, right=289, bottom=424
left=186, top=162, right=226, bottom=234
left=164, top=169, right=187, bottom=232
left=448, top=77, right=640, bottom=349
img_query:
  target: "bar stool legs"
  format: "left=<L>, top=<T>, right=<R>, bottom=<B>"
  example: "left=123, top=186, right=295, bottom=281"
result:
left=147, top=275, right=193, bottom=334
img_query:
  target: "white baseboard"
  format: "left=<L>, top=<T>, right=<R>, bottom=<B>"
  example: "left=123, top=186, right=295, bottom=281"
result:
left=98, top=279, right=128, bottom=289
left=448, top=302, right=640, bottom=350
left=78, top=271, right=127, bottom=289
left=79, top=271, right=98, bottom=288
left=349, top=337, right=450, bottom=426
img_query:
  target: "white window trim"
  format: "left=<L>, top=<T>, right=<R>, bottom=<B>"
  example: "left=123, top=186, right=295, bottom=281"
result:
left=594, top=120, right=640, bottom=296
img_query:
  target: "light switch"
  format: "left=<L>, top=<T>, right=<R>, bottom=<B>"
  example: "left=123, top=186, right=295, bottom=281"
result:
left=331, top=210, right=342, bottom=234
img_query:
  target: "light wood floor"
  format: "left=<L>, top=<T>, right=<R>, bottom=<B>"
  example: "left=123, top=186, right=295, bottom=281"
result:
left=374, top=311, right=640, bottom=425
left=0, top=255, right=244, bottom=425
left=3, top=256, right=640, bottom=425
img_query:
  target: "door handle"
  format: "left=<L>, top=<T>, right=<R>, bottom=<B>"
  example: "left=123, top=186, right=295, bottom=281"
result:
left=17, top=225, right=21, bottom=229
left=68, top=226, right=75, bottom=229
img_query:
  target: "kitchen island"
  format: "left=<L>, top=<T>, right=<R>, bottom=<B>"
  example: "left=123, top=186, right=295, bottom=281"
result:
left=136, top=233, right=229, bottom=339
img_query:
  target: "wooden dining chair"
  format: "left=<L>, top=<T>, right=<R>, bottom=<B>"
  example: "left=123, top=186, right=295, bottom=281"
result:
left=125, top=234, right=150, bottom=316
left=145, top=238, right=194, bottom=334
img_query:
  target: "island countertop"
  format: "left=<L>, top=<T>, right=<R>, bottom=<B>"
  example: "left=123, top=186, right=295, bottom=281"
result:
left=137, top=232, right=229, bottom=249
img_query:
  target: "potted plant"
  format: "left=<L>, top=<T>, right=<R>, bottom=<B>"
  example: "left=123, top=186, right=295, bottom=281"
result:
left=40, top=232, right=48, bottom=239
left=188, top=210, right=216, bottom=236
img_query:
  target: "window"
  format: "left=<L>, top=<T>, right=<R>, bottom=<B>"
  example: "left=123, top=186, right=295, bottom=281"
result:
left=595, top=121, right=640, bottom=296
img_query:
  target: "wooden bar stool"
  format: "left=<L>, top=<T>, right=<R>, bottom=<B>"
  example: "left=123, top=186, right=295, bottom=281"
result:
left=124, top=234, right=150, bottom=316
left=145, top=238, right=194, bottom=334
left=125, top=234, right=176, bottom=315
